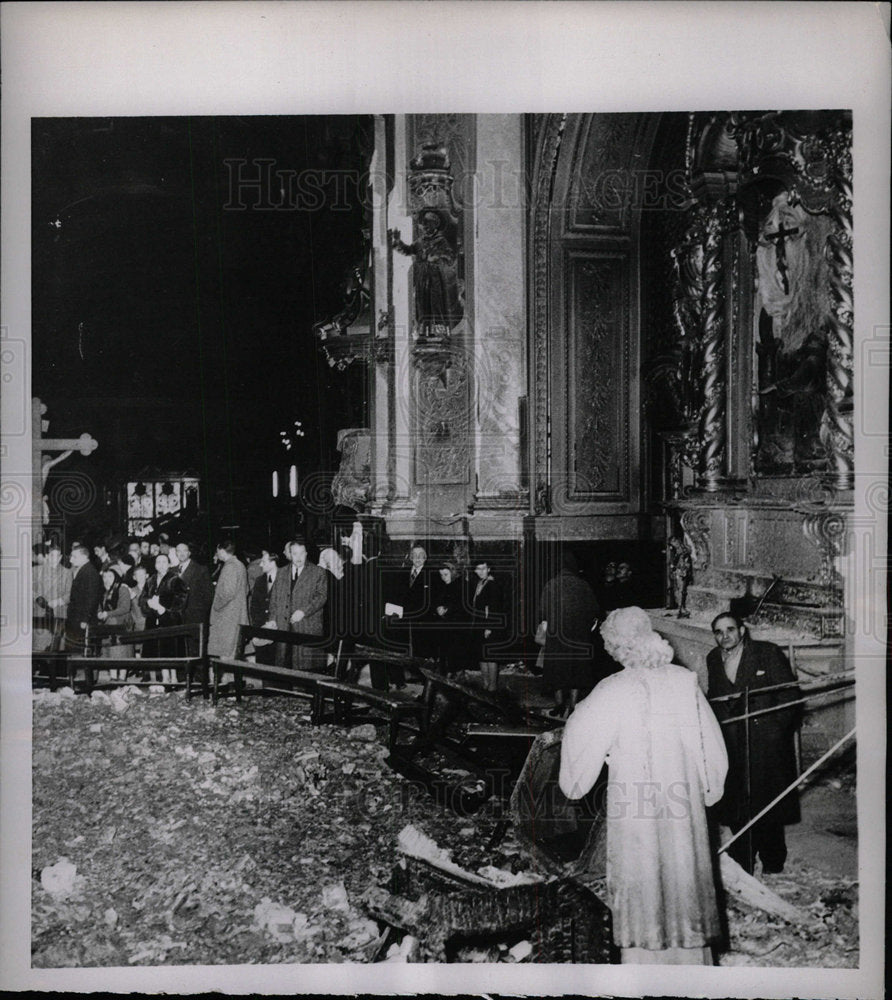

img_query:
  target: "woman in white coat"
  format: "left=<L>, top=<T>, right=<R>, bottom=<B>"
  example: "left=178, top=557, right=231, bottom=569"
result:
left=559, top=606, right=728, bottom=965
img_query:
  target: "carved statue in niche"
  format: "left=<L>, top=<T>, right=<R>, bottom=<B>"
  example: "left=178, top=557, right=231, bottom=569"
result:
left=389, top=142, right=464, bottom=342
left=754, top=190, right=833, bottom=474
left=668, top=534, right=692, bottom=618
left=390, top=208, right=462, bottom=340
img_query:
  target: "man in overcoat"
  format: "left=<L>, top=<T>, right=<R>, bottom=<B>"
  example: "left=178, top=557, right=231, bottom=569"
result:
left=208, top=541, right=249, bottom=659
left=175, top=541, right=213, bottom=655
left=249, top=549, right=280, bottom=666
left=706, top=612, right=803, bottom=874
left=268, top=536, right=328, bottom=671
left=65, top=544, right=103, bottom=653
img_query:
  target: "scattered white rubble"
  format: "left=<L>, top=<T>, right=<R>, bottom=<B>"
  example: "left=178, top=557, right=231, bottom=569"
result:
left=253, top=897, right=302, bottom=943
left=347, top=724, right=378, bottom=742
left=476, top=864, right=544, bottom=888
left=384, top=934, right=417, bottom=962
left=321, top=881, right=350, bottom=912
left=40, top=858, right=78, bottom=899
left=508, top=939, right=533, bottom=961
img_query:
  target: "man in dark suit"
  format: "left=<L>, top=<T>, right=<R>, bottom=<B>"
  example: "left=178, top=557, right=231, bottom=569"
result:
left=65, top=543, right=103, bottom=653
left=175, top=541, right=213, bottom=655
left=268, top=536, right=328, bottom=671
left=402, top=543, right=434, bottom=658
left=249, top=549, right=280, bottom=666
left=706, top=612, right=803, bottom=875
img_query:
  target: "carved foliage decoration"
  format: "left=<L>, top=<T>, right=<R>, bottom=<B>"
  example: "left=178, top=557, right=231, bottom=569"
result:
left=570, top=114, right=641, bottom=230
left=643, top=206, right=706, bottom=446
left=680, top=508, right=711, bottom=571
left=800, top=510, right=847, bottom=591
left=569, top=257, right=625, bottom=496
left=821, top=134, right=854, bottom=489
left=415, top=343, right=471, bottom=486
left=698, top=202, right=727, bottom=490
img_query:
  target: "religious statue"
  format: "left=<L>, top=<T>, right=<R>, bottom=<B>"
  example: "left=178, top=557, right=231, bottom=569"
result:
left=330, top=428, right=372, bottom=511
left=389, top=209, right=463, bottom=340
left=668, top=535, right=692, bottom=618
left=754, top=190, right=832, bottom=473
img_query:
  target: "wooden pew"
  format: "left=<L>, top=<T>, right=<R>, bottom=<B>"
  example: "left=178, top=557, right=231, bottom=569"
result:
left=211, top=625, right=332, bottom=704
left=66, top=623, right=209, bottom=699
left=384, top=666, right=557, bottom=812
left=312, top=645, right=435, bottom=752
left=31, top=616, right=68, bottom=691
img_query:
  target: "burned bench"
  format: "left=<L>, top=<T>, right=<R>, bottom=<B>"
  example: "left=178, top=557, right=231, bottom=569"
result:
left=212, top=625, right=332, bottom=705
left=66, top=623, right=208, bottom=699
left=361, top=828, right=614, bottom=963
left=384, top=666, right=557, bottom=813
left=312, top=644, right=434, bottom=752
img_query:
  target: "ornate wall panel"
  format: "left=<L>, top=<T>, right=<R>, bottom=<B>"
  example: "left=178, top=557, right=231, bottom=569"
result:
left=406, top=115, right=474, bottom=495
left=565, top=253, right=628, bottom=499
left=567, top=114, right=646, bottom=232
left=529, top=113, right=653, bottom=524
left=414, top=345, right=472, bottom=486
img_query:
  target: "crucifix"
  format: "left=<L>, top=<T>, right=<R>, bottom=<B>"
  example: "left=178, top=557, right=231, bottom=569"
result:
left=761, top=219, right=800, bottom=295
left=32, top=397, right=98, bottom=541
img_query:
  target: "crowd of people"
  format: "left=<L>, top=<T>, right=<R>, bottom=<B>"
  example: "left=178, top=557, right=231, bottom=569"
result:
left=32, top=522, right=805, bottom=967
left=31, top=523, right=643, bottom=704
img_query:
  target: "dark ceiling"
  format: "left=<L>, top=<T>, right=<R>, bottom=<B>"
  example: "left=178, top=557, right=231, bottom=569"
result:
left=32, top=115, right=371, bottom=498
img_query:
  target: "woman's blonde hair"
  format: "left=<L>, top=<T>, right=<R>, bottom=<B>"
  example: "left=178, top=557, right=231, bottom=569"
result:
left=600, top=606, right=674, bottom=670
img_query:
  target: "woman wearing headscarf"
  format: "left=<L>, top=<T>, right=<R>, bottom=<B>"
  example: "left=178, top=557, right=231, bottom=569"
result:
left=98, top=567, right=134, bottom=675
left=536, top=550, right=600, bottom=719
left=559, top=606, right=728, bottom=965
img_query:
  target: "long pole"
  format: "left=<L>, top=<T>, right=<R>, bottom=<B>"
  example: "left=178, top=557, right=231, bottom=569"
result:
left=718, top=726, right=856, bottom=855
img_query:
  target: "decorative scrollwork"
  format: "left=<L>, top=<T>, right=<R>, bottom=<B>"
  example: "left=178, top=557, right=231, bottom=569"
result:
left=801, top=510, right=847, bottom=589
left=680, top=508, right=711, bottom=570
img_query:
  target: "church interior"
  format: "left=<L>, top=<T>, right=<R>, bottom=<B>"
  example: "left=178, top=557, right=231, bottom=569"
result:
left=318, top=110, right=855, bottom=757
left=27, top=109, right=866, bottom=970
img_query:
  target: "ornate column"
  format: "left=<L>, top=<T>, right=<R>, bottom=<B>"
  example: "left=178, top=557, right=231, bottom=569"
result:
left=697, top=203, right=727, bottom=492
left=822, top=137, right=854, bottom=491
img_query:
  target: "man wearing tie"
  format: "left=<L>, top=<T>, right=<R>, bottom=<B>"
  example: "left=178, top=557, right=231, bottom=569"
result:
left=175, top=540, right=213, bottom=656
left=250, top=548, right=280, bottom=666
left=268, top=535, right=328, bottom=671
left=403, top=543, right=433, bottom=657
left=706, top=612, right=803, bottom=875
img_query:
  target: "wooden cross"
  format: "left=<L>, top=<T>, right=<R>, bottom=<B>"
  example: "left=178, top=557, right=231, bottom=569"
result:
left=762, top=220, right=800, bottom=294
left=32, top=397, right=98, bottom=541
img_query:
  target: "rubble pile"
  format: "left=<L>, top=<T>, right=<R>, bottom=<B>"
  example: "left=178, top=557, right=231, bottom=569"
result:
left=31, top=688, right=858, bottom=967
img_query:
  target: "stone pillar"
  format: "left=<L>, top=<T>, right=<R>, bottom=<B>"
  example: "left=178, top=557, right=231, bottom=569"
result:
left=370, top=115, right=394, bottom=508
left=388, top=116, right=415, bottom=513
left=472, top=115, right=526, bottom=519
